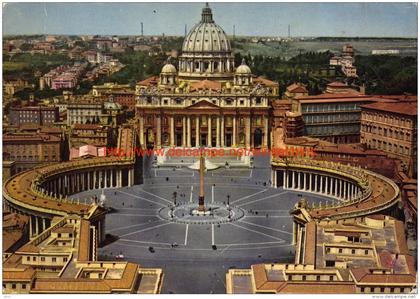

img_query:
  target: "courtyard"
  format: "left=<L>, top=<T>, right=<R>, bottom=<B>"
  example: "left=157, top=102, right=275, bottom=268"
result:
left=75, top=155, right=335, bottom=293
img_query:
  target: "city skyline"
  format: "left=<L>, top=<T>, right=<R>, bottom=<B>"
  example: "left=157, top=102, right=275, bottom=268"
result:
left=3, top=2, right=418, bottom=37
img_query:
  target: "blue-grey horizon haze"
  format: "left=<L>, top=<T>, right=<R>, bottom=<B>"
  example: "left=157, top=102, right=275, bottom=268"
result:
left=2, top=2, right=418, bottom=37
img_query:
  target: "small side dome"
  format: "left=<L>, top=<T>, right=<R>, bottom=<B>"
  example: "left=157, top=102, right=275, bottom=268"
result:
left=236, top=58, right=251, bottom=74
left=161, top=58, right=177, bottom=74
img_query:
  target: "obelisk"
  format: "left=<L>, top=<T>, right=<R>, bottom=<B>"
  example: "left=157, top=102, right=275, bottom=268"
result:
left=198, top=153, right=205, bottom=212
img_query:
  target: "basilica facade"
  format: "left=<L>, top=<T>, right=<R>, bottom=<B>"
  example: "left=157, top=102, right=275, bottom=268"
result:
left=135, top=3, right=279, bottom=149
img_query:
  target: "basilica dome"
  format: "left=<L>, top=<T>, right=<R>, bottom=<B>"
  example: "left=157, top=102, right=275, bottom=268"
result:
left=182, top=11, right=231, bottom=54
left=178, top=3, right=235, bottom=80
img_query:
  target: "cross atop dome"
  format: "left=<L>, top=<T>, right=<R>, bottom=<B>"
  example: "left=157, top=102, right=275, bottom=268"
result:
left=201, top=2, right=214, bottom=23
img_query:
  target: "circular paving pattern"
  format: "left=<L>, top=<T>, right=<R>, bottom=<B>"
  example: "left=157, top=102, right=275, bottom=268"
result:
left=158, top=202, right=245, bottom=224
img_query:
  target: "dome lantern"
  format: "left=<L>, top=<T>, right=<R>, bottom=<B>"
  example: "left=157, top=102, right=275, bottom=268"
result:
left=201, top=2, right=214, bottom=23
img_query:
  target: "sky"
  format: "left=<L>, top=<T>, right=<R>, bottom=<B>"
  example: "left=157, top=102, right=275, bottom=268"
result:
left=2, top=2, right=418, bottom=37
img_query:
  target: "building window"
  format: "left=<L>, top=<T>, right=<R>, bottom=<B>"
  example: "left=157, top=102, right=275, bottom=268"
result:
left=380, top=288, right=384, bottom=292
left=361, top=287, right=364, bottom=292
left=12, top=284, right=16, bottom=289
left=22, top=284, right=26, bottom=289
left=41, top=257, right=45, bottom=262
left=52, top=257, right=56, bottom=262
left=370, top=287, right=375, bottom=293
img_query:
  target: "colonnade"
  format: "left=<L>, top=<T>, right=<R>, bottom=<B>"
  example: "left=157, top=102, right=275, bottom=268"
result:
left=271, top=169, right=362, bottom=201
left=42, top=167, right=135, bottom=197
left=7, top=205, right=51, bottom=238
left=139, top=114, right=269, bottom=148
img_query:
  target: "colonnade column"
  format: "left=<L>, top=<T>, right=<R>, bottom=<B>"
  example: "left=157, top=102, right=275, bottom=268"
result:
left=335, top=178, right=339, bottom=197
left=35, top=217, right=39, bottom=236
left=292, top=171, right=296, bottom=189
left=297, top=172, right=301, bottom=189
left=320, top=175, right=323, bottom=193
left=309, top=173, right=313, bottom=191
left=283, top=170, right=287, bottom=189
left=272, top=170, right=277, bottom=188
left=329, top=177, right=334, bottom=195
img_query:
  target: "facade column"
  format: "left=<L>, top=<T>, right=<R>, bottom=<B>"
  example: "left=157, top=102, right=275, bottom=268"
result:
left=195, top=115, right=200, bottom=147
left=139, top=116, right=145, bottom=146
left=207, top=116, right=212, bottom=147
left=233, top=116, right=237, bottom=146
left=170, top=116, right=175, bottom=147
left=245, top=117, right=251, bottom=148
left=303, top=172, right=307, bottom=190
left=221, top=115, right=225, bottom=147
left=314, top=174, right=318, bottom=192
left=216, top=116, right=220, bottom=147
left=263, top=116, right=269, bottom=147
left=156, top=115, right=162, bottom=147
left=182, top=116, right=187, bottom=147
left=110, top=170, right=114, bottom=188
left=119, top=170, right=123, bottom=187
left=104, top=170, right=108, bottom=188
left=187, top=116, right=191, bottom=148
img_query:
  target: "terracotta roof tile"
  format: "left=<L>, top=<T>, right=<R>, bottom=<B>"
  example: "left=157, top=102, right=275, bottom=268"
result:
left=361, top=101, right=417, bottom=116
